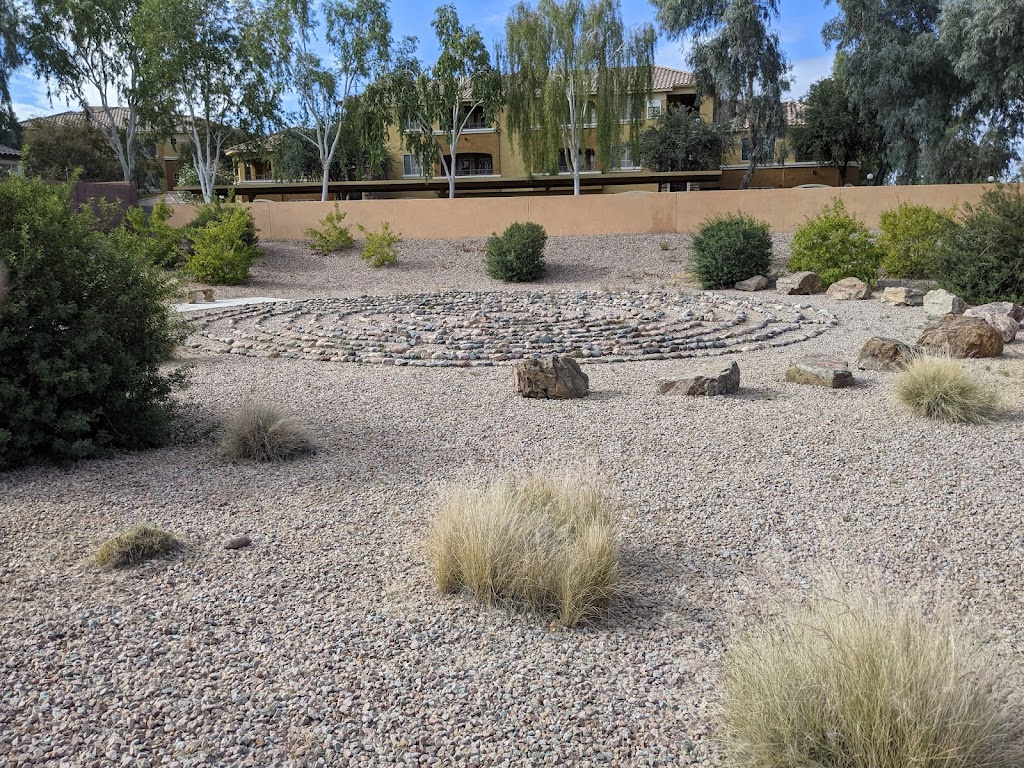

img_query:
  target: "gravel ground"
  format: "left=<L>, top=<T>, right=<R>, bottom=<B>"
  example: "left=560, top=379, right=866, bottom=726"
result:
left=4, top=234, right=1024, bottom=767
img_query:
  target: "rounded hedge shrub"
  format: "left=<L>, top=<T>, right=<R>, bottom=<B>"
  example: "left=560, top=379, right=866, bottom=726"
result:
left=878, top=202, right=955, bottom=279
left=933, top=185, right=1024, bottom=305
left=486, top=222, right=547, bottom=282
left=691, top=213, right=772, bottom=289
left=0, top=176, right=185, bottom=469
left=788, top=199, right=883, bottom=287
left=184, top=206, right=260, bottom=285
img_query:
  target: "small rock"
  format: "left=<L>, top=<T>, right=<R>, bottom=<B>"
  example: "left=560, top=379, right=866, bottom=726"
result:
left=513, top=355, right=589, bottom=399
left=785, top=355, right=854, bottom=388
left=777, top=271, right=823, bottom=295
left=826, top=277, right=872, bottom=300
left=879, top=287, right=924, bottom=306
left=657, top=361, right=740, bottom=396
left=857, top=337, right=917, bottom=371
left=734, top=275, right=769, bottom=292
left=224, top=535, right=252, bottom=550
left=923, top=289, right=967, bottom=318
left=965, top=303, right=1022, bottom=342
left=917, top=315, right=1004, bottom=358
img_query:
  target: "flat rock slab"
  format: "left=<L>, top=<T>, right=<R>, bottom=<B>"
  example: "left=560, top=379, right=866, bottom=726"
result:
left=176, top=297, right=289, bottom=313
left=513, top=355, right=589, bottom=399
left=658, top=361, right=740, bottom=396
left=857, top=337, right=918, bottom=372
left=786, top=354, right=854, bottom=388
left=880, top=287, right=924, bottom=306
left=777, top=271, right=823, bottom=295
left=826, top=277, right=872, bottom=300
left=918, top=314, right=1004, bottom=358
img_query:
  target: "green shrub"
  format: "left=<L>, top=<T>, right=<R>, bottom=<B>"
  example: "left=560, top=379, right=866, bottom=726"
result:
left=305, top=204, right=354, bottom=254
left=788, top=199, right=883, bottom=287
left=357, top=221, right=401, bottom=267
left=485, top=221, right=547, bottom=282
left=184, top=206, right=261, bottom=285
left=691, top=213, right=772, bottom=289
left=94, top=523, right=182, bottom=569
left=721, top=579, right=1024, bottom=768
left=122, top=199, right=185, bottom=268
left=0, top=176, right=185, bottom=469
left=933, top=185, right=1024, bottom=304
left=221, top=400, right=315, bottom=462
left=895, top=356, right=1000, bottom=423
left=878, top=203, right=955, bottom=279
left=427, top=470, right=619, bottom=627
left=185, top=199, right=258, bottom=249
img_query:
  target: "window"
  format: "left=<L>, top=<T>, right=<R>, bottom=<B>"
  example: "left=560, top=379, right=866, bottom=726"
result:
left=559, top=148, right=596, bottom=173
left=403, top=116, right=422, bottom=133
left=647, top=98, right=662, bottom=119
left=477, top=155, right=493, bottom=174
left=741, top=138, right=751, bottom=161
left=582, top=102, right=596, bottom=127
left=403, top=154, right=425, bottom=177
left=611, top=144, right=639, bottom=170
left=462, top=105, right=487, bottom=130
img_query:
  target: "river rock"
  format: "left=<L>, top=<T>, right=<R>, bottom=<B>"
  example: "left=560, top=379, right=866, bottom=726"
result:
left=917, top=315, right=1004, bottom=358
left=880, top=287, right=924, bottom=306
left=857, top=337, right=917, bottom=372
left=923, top=289, right=967, bottom=318
left=513, top=355, right=589, bottom=399
left=734, top=275, right=769, bottom=292
left=826, top=277, right=872, bottom=300
left=785, top=355, right=854, bottom=388
left=657, top=361, right=740, bottom=396
left=777, top=271, right=823, bottom=295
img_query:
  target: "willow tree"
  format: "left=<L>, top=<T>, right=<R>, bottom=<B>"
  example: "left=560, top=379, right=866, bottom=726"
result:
left=500, top=0, right=655, bottom=196
left=1, top=0, right=26, bottom=146
left=654, top=0, right=789, bottom=189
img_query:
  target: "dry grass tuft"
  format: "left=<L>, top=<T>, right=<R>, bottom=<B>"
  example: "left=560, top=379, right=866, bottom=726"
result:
left=221, top=400, right=315, bottom=462
left=721, top=580, right=1024, bottom=768
left=426, top=470, right=620, bottom=627
left=895, top=355, right=1001, bottom=423
left=94, top=523, right=182, bottom=569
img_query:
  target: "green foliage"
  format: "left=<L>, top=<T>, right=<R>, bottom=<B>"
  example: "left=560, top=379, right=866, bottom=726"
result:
left=21, top=120, right=123, bottom=181
left=122, top=200, right=184, bottom=268
left=184, top=206, right=260, bottom=284
left=485, top=221, right=547, bottom=282
left=878, top=202, right=955, bottom=279
left=305, top=204, right=354, bottom=254
left=895, top=356, right=1000, bottom=424
left=186, top=199, right=258, bottom=248
left=933, top=185, right=1024, bottom=304
left=691, top=213, right=771, bottom=289
left=357, top=221, right=401, bottom=267
left=0, top=176, right=184, bottom=469
left=638, top=107, right=732, bottom=172
left=788, top=199, right=882, bottom=287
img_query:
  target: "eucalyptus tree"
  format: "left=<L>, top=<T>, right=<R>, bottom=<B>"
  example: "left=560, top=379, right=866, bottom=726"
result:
left=274, top=0, right=393, bottom=201
left=136, top=0, right=281, bottom=202
left=653, top=0, right=789, bottom=189
left=1, top=0, right=27, bottom=147
left=500, top=0, right=655, bottom=196
left=391, top=5, right=502, bottom=199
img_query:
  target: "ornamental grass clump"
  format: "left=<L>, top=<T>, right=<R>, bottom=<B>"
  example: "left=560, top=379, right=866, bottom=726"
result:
left=426, top=470, right=619, bottom=627
left=721, top=580, right=1024, bottom=768
left=895, top=356, right=1001, bottom=424
left=221, top=400, right=315, bottom=462
left=94, top=524, right=182, bottom=569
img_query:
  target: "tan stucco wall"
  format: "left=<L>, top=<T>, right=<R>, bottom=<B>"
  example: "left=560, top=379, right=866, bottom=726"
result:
left=166, top=183, right=1013, bottom=239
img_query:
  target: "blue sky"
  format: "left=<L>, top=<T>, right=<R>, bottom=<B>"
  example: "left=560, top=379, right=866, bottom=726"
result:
left=9, top=0, right=836, bottom=120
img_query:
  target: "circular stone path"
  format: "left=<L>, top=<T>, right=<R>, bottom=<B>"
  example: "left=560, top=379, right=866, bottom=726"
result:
left=184, top=290, right=837, bottom=366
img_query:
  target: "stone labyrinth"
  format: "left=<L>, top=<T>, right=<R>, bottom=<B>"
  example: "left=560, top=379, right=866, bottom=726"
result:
left=185, top=290, right=837, bottom=366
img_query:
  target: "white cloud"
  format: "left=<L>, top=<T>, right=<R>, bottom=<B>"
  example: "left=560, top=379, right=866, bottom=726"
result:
left=788, top=54, right=834, bottom=100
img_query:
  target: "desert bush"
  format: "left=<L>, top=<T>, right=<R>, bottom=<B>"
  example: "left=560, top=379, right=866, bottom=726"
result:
left=184, top=206, right=260, bottom=285
left=95, top=523, right=182, bottom=569
left=788, top=199, right=883, bottom=287
left=0, top=176, right=184, bottom=469
left=426, top=470, right=619, bottom=626
left=122, top=200, right=184, bottom=268
left=933, top=185, right=1024, bottom=304
left=485, top=222, right=547, bottom=282
left=357, top=221, right=401, bottom=267
left=878, top=202, right=955, bottom=279
left=305, top=204, right=354, bottom=254
left=895, top=356, right=1000, bottom=423
left=221, top=400, right=315, bottom=462
left=184, top=199, right=259, bottom=249
left=691, top=213, right=772, bottom=289
left=721, top=579, right=1024, bottom=768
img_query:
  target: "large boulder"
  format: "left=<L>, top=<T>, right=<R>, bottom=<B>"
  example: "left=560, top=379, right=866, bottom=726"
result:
left=734, top=275, right=769, bottom=292
left=857, top=337, right=917, bottom=372
left=965, top=302, right=1022, bottom=342
left=658, top=361, right=740, bottom=396
left=777, top=271, right=823, bottom=295
left=513, top=355, right=589, bottom=399
left=879, top=287, right=924, bottom=306
left=966, top=301, right=1024, bottom=323
left=785, top=355, right=854, bottom=388
left=826, top=277, right=872, bottom=300
left=924, top=289, right=967, bottom=319
left=916, top=315, right=1004, bottom=358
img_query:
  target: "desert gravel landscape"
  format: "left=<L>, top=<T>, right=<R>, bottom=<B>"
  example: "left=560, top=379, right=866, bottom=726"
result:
left=2, top=234, right=1023, bottom=767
